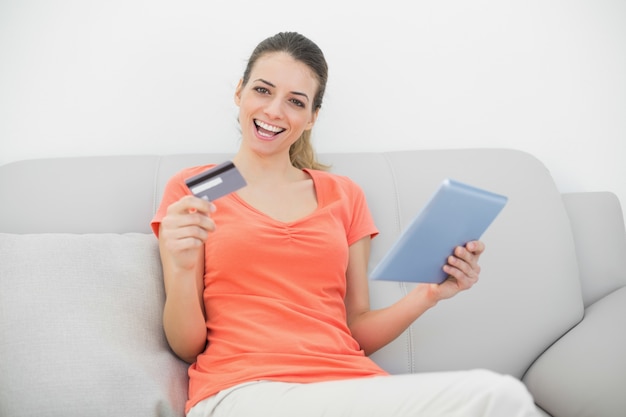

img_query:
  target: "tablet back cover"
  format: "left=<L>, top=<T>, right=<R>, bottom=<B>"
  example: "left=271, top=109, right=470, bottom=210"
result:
left=370, top=179, right=507, bottom=283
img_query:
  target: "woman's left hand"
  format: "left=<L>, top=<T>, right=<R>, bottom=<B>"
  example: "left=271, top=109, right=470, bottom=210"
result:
left=429, top=240, right=485, bottom=301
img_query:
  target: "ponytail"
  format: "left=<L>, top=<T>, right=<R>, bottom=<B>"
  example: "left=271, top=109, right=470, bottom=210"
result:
left=290, top=131, right=329, bottom=171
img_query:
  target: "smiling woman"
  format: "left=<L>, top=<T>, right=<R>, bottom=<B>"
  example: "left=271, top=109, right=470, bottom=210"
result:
left=151, top=32, right=541, bottom=417
left=234, top=52, right=319, bottom=162
left=235, top=32, right=329, bottom=171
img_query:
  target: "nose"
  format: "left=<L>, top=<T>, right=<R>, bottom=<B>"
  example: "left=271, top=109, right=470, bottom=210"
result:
left=264, top=97, right=283, bottom=120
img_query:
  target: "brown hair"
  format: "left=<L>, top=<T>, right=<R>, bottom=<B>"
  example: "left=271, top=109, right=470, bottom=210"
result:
left=241, top=32, right=329, bottom=170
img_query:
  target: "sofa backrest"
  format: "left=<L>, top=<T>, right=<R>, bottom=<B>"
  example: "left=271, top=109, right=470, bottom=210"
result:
left=0, top=149, right=584, bottom=380
left=562, top=192, right=626, bottom=307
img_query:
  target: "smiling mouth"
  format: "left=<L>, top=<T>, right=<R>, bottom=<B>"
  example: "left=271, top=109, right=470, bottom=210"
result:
left=254, top=119, right=285, bottom=138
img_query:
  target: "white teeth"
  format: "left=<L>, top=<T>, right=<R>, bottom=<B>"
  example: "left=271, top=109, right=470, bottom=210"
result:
left=255, top=120, right=284, bottom=133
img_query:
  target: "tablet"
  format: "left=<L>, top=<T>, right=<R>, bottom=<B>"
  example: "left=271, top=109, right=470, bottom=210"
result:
left=370, top=178, right=508, bottom=284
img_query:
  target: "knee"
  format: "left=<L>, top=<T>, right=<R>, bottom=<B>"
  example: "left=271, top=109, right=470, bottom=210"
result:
left=470, top=369, right=539, bottom=416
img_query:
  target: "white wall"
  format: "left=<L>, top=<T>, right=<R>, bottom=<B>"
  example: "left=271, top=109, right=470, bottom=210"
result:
left=1, top=0, right=625, bottom=218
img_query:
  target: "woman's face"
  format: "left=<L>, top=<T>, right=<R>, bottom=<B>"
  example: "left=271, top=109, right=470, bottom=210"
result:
left=235, top=52, right=319, bottom=158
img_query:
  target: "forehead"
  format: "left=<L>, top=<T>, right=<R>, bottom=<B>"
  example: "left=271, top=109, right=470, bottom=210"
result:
left=249, top=52, right=318, bottom=94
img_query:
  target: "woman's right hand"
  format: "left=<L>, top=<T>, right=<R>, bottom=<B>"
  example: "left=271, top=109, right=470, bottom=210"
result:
left=158, top=195, right=217, bottom=271
left=158, top=195, right=214, bottom=362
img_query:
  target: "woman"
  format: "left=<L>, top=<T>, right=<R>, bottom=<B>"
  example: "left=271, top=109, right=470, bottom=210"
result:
left=152, top=32, right=539, bottom=417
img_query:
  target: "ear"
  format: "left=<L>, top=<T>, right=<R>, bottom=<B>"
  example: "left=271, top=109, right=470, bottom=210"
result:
left=234, top=79, right=243, bottom=106
left=304, top=107, right=320, bottom=131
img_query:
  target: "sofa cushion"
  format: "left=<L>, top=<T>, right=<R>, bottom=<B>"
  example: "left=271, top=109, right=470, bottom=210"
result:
left=523, top=286, right=626, bottom=417
left=0, top=233, right=188, bottom=417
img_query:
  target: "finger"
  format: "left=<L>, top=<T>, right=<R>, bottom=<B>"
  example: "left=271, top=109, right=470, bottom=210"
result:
left=177, top=213, right=217, bottom=236
left=160, top=209, right=217, bottom=241
left=443, top=261, right=478, bottom=289
left=466, top=240, right=485, bottom=255
left=169, top=195, right=215, bottom=216
left=164, top=223, right=213, bottom=248
left=177, top=224, right=211, bottom=243
left=446, top=254, right=473, bottom=277
left=188, top=199, right=216, bottom=215
left=454, top=245, right=482, bottom=269
left=447, top=249, right=481, bottom=280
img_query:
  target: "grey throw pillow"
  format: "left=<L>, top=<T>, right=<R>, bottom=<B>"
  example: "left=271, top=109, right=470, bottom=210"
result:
left=0, top=233, right=188, bottom=417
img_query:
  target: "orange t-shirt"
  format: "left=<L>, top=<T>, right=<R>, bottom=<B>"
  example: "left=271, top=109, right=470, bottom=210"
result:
left=152, top=165, right=389, bottom=413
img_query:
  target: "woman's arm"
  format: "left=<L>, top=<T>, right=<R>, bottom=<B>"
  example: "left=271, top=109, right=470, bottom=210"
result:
left=158, top=195, right=216, bottom=363
left=345, top=237, right=485, bottom=356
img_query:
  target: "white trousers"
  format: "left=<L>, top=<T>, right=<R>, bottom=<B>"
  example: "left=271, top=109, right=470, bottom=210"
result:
left=187, top=369, right=541, bottom=417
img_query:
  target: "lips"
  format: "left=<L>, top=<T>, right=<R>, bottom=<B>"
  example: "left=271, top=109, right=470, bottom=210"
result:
left=254, top=119, right=285, bottom=138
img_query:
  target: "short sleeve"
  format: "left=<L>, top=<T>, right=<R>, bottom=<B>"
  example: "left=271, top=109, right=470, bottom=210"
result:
left=345, top=179, right=379, bottom=245
left=150, top=171, right=192, bottom=237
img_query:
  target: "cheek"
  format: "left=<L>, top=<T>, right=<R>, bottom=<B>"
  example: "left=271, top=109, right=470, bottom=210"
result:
left=290, top=109, right=316, bottom=129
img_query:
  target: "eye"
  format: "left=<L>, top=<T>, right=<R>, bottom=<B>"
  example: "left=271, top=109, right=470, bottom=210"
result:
left=254, top=86, right=270, bottom=94
left=289, top=98, right=305, bottom=108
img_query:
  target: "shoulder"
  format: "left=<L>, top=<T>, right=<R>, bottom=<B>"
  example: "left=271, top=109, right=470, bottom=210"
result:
left=305, top=169, right=363, bottom=198
left=161, top=164, right=218, bottom=199
left=164, top=164, right=218, bottom=189
left=172, top=164, right=217, bottom=182
left=305, top=168, right=362, bottom=191
left=152, top=163, right=217, bottom=235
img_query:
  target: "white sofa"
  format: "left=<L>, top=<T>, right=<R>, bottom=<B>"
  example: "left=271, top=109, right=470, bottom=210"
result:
left=1, top=149, right=625, bottom=417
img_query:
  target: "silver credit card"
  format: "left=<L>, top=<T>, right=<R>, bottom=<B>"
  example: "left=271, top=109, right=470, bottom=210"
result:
left=184, top=161, right=246, bottom=201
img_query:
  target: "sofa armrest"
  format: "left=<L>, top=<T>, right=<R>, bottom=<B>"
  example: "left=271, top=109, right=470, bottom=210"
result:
left=523, top=286, right=626, bottom=417
left=562, top=192, right=626, bottom=307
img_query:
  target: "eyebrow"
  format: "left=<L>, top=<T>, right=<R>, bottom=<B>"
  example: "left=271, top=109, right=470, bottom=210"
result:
left=254, top=78, right=310, bottom=102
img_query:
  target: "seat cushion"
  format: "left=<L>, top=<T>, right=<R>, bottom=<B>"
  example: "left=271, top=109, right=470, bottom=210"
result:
left=0, top=233, right=188, bottom=417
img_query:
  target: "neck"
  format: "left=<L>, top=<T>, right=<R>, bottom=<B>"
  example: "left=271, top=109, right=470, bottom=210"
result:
left=232, top=148, right=303, bottom=185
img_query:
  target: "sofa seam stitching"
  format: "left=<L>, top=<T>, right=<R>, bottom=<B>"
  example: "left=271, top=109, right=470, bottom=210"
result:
left=152, top=155, right=164, bottom=217
left=381, top=151, right=415, bottom=373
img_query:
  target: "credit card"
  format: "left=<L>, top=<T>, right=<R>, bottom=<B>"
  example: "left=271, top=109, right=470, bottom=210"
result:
left=184, top=161, right=247, bottom=201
